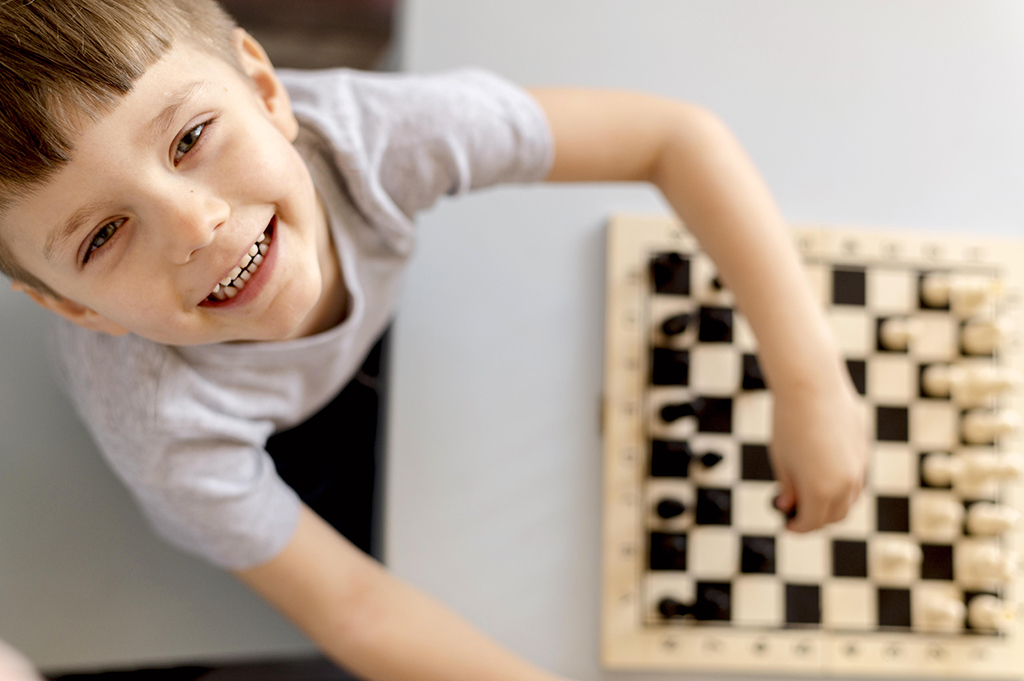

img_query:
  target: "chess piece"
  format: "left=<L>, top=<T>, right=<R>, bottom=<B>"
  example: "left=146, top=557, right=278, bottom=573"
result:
left=656, top=498, right=686, bottom=519
left=875, top=538, right=922, bottom=571
left=921, top=452, right=957, bottom=487
left=661, top=312, right=691, bottom=337
left=922, top=452, right=1024, bottom=488
left=879, top=316, right=913, bottom=351
left=915, top=495, right=964, bottom=537
left=967, top=594, right=1015, bottom=632
left=962, top=409, right=1022, bottom=444
left=921, top=273, right=1002, bottom=316
left=920, top=363, right=1020, bottom=403
left=966, top=502, right=1020, bottom=535
left=962, top=317, right=1012, bottom=356
left=920, top=592, right=967, bottom=632
left=959, top=543, right=1016, bottom=587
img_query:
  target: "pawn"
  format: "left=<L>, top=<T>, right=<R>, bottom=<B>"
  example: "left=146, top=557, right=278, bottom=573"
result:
left=968, top=594, right=1015, bottom=632
left=656, top=498, right=686, bottom=519
left=915, top=494, right=964, bottom=538
left=958, top=453, right=1024, bottom=486
left=875, top=538, right=923, bottom=568
left=960, top=543, right=1016, bottom=586
left=962, top=409, right=1022, bottom=444
left=962, top=317, right=1011, bottom=355
left=966, top=502, right=1020, bottom=535
left=699, top=451, right=724, bottom=468
left=921, top=273, right=1001, bottom=316
left=923, top=364, right=1021, bottom=405
left=661, top=312, right=692, bottom=337
left=879, top=316, right=914, bottom=351
left=921, top=452, right=957, bottom=487
left=920, top=592, right=967, bottom=632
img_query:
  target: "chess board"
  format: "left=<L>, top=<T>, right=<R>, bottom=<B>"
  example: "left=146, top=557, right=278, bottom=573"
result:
left=601, top=214, right=1024, bottom=677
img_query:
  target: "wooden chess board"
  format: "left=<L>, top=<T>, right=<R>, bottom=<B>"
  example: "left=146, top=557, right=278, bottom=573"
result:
left=601, top=214, right=1024, bottom=676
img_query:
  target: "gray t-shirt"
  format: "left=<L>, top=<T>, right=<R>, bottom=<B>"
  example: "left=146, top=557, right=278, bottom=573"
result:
left=49, top=68, right=553, bottom=570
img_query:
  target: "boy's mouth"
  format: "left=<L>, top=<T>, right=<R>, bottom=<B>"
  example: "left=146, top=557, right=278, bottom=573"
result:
left=207, top=219, right=274, bottom=303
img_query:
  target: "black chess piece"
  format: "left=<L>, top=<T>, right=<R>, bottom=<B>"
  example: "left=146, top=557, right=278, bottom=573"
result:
left=656, top=498, right=686, bottom=518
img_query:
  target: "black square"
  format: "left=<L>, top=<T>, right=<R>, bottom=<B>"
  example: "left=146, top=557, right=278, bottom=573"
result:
left=741, top=444, right=774, bottom=481
left=695, top=488, right=732, bottom=525
left=651, top=348, right=689, bottom=386
left=785, top=584, right=821, bottom=625
left=920, top=544, right=954, bottom=580
left=698, top=306, right=733, bottom=343
left=650, top=440, right=693, bottom=477
left=742, top=354, right=767, bottom=390
left=832, top=540, right=868, bottom=578
left=649, top=532, right=687, bottom=571
left=877, top=496, right=910, bottom=532
left=876, top=406, right=909, bottom=442
left=833, top=268, right=866, bottom=306
left=696, top=397, right=732, bottom=433
left=741, top=536, right=776, bottom=574
left=651, top=252, right=690, bottom=294
left=846, top=359, right=866, bottom=395
left=878, top=588, right=912, bottom=627
left=694, top=582, right=731, bottom=621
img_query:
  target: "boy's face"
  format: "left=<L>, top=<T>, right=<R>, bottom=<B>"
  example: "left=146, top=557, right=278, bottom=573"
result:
left=2, top=33, right=338, bottom=345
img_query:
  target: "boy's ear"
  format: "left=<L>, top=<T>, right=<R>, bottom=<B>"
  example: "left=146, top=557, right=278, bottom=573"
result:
left=11, top=282, right=129, bottom=336
left=232, top=28, right=299, bottom=142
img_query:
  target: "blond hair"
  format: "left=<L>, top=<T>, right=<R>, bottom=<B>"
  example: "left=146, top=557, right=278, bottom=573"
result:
left=0, top=0, right=240, bottom=297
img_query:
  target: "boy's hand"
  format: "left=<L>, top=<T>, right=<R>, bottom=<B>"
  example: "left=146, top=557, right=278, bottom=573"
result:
left=769, top=375, right=867, bottom=532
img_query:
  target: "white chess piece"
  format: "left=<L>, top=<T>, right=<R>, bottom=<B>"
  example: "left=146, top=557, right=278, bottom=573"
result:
left=920, top=274, right=1002, bottom=316
left=876, top=539, right=922, bottom=567
left=961, top=543, right=1016, bottom=586
left=921, top=273, right=953, bottom=308
left=920, top=592, right=967, bottom=631
left=878, top=316, right=913, bottom=351
left=966, top=502, right=1020, bottom=535
left=962, top=409, right=1023, bottom=444
left=920, top=363, right=1020, bottom=404
left=917, top=495, right=965, bottom=535
left=967, top=594, right=1015, bottom=632
left=962, top=317, right=1012, bottom=355
left=958, top=453, right=1024, bottom=486
left=921, top=452, right=957, bottom=487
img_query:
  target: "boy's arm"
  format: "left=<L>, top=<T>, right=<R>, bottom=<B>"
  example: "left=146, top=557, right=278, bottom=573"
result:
left=529, top=88, right=867, bottom=531
left=233, top=503, right=569, bottom=681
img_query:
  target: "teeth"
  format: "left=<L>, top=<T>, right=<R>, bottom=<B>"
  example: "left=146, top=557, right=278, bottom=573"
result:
left=208, top=228, right=273, bottom=302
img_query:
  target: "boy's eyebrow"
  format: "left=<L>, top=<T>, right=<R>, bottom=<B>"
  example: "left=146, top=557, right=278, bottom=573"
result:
left=44, top=201, right=107, bottom=263
left=144, top=81, right=208, bottom=142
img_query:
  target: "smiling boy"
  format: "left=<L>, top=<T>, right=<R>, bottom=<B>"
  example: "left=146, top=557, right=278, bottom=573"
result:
left=1, top=1, right=866, bottom=678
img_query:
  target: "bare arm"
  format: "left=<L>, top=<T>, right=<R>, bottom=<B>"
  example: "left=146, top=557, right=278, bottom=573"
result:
left=234, top=504, right=569, bottom=681
left=530, top=87, right=866, bottom=531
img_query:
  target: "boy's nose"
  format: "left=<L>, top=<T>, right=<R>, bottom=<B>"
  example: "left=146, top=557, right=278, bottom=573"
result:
left=165, top=188, right=231, bottom=264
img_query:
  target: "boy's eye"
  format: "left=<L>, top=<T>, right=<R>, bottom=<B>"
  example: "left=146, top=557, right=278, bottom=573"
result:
left=174, top=121, right=208, bottom=164
left=83, top=218, right=126, bottom=264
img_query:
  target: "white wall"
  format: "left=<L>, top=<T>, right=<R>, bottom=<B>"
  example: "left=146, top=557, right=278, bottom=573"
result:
left=386, top=2, right=1024, bottom=681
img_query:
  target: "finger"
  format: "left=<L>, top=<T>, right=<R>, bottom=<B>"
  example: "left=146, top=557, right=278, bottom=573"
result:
left=789, top=491, right=828, bottom=533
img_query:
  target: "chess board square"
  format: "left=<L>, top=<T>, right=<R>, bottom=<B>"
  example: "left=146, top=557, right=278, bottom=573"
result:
left=786, top=583, right=822, bottom=625
left=804, top=263, right=831, bottom=307
left=742, top=353, right=767, bottom=390
left=829, top=309, right=872, bottom=355
left=912, top=312, right=958, bottom=361
left=741, top=444, right=774, bottom=480
left=779, top=532, right=827, bottom=580
left=734, top=393, right=772, bottom=440
left=911, top=582, right=965, bottom=633
left=733, top=576, right=783, bottom=626
left=650, top=439, right=693, bottom=477
left=910, top=489, right=961, bottom=542
left=651, top=348, right=690, bottom=385
left=694, top=581, right=731, bottom=621
left=846, top=359, right=867, bottom=395
left=868, top=536, right=920, bottom=586
left=741, top=535, right=776, bottom=574
left=832, top=540, right=868, bottom=577
left=877, top=496, right=911, bottom=532
left=698, top=306, right=733, bottom=343
left=695, top=488, right=732, bottom=525
left=696, top=397, right=733, bottom=433
left=920, top=544, right=955, bottom=580
left=868, top=268, right=915, bottom=313
left=918, top=272, right=950, bottom=310
left=651, top=252, right=690, bottom=294
left=878, top=587, right=912, bottom=628
left=690, top=527, right=737, bottom=577
left=645, top=479, right=694, bottom=528
left=823, top=581, right=876, bottom=630
left=833, top=267, right=867, bottom=306
left=649, top=531, right=687, bottom=571
left=734, top=483, right=783, bottom=532
left=644, top=572, right=695, bottom=621
left=910, top=402, right=958, bottom=449
left=876, top=406, right=909, bottom=442
left=828, top=492, right=874, bottom=535
left=649, top=296, right=696, bottom=348
left=732, top=314, right=757, bottom=352
left=876, top=317, right=909, bottom=354
left=870, top=445, right=915, bottom=494
left=918, top=451, right=953, bottom=489
left=868, top=355, right=914, bottom=403
left=691, top=345, right=739, bottom=394
left=687, top=435, right=738, bottom=486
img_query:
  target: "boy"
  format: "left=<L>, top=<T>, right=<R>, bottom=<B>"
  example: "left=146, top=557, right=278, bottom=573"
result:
left=0, top=0, right=866, bottom=678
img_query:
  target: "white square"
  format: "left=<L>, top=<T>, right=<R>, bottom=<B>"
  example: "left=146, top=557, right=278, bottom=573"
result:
left=690, top=345, right=740, bottom=395
left=822, top=580, right=875, bottom=629
left=829, top=309, right=871, bottom=356
left=912, top=312, right=958, bottom=361
left=778, top=532, right=827, bottom=579
left=734, top=392, right=773, bottom=440
left=910, top=402, right=958, bottom=449
left=649, top=296, right=697, bottom=349
left=911, top=582, right=965, bottom=633
left=803, top=263, right=830, bottom=307
left=733, top=576, right=784, bottom=626
left=647, top=387, right=697, bottom=441
left=689, top=527, right=738, bottom=578
left=734, top=482, right=784, bottom=532
left=644, top=572, right=695, bottom=622
left=867, top=355, right=915, bottom=403
left=910, top=489, right=962, bottom=543
left=732, top=314, right=757, bottom=352
left=692, top=253, right=734, bottom=305
left=868, top=268, right=915, bottom=313
left=869, top=534, right=920, bottom=586
left=871, top=445, right=915, bottom=494
left=828, top=492, right=873, bottom=535
left=688, top=435, right=739, bottom=486
left=645, top=480, right=695, bottom=532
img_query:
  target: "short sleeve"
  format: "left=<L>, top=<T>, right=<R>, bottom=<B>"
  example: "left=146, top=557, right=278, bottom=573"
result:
left=282, top=68, right=554, bottom=251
